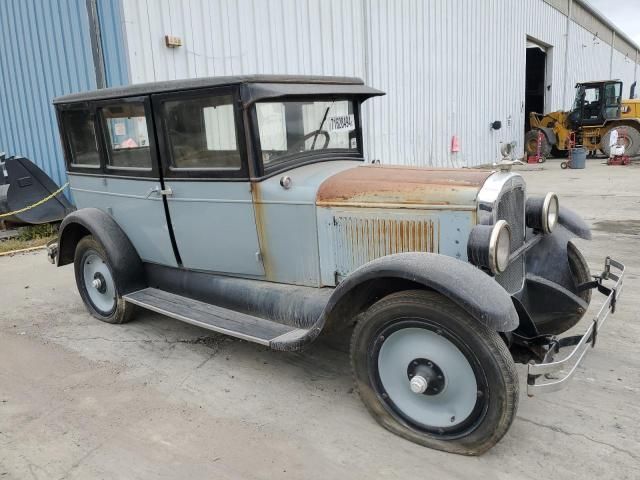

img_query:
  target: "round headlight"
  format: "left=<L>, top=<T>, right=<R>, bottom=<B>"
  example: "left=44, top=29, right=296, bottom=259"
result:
left=526, top=192, right=559, bottom=234
left=542, top=192, right=559, bottom=233
left=489, top=220, right=511, bottom=274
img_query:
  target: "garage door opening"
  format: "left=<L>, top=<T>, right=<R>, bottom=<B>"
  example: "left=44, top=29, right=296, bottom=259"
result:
left=525, top=42, right=547, bottom=132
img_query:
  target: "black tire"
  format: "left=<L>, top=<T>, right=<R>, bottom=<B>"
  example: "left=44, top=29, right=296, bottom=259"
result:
left=74, top=235, right=135, bottom=324
left=534, top=242, right=592, bottom=335
left=350, top=290, right=518, bottom=455
left=601, top=125, right=640, bottom=157
left=525, top=130, right=552, bottom=158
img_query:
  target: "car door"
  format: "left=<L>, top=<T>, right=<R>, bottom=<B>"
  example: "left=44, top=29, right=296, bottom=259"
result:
left=59, top=98, right=178, bottom=267
left=152, top=87, right=265, bottom=276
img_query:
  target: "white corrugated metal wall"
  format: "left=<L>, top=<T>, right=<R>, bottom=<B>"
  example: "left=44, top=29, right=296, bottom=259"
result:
left=119, top=0, right=639, bottom=167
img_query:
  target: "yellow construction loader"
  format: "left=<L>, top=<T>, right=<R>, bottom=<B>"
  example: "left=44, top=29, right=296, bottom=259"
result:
left=525, top=80, right=640, bottom=158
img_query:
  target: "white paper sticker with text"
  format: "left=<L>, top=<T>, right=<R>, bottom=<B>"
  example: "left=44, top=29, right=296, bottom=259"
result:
left=328, top=114, right=355, bottom=132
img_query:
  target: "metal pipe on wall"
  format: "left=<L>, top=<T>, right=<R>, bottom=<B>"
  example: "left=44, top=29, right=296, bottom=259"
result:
left=609, top=31, right=615, bottom=79
left=562, top=0, right=573, bottom=110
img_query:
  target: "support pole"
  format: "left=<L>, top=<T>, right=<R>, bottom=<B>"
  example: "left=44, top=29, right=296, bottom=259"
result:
left=609, top=31, right=615, bottom=79
left=562, top=0, right=573, bottom=110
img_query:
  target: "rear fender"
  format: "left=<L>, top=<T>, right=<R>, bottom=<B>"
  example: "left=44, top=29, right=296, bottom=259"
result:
left=57, top=208, right=146, bottom=294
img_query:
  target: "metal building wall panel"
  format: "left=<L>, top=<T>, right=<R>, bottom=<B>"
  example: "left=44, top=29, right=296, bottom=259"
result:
left=119, top=0, right=639, bottom=167
left=121, top=0, right=366, bottom=83
left=97, top=0, right=130, bottom=87
left=0, top=0, right=98, bottom=187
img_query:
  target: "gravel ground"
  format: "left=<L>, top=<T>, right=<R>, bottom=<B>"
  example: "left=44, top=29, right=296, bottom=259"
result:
left=1, top=159, right=638, bottom=479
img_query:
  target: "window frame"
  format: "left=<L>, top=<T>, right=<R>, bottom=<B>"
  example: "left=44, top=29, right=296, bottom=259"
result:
left=57, top=102, right=104, bottom=174
left=95, top=96, right=160, bottom=178
left=152, top=86, right=249, bottom=180
left=248, top=95, right=365, bottom=179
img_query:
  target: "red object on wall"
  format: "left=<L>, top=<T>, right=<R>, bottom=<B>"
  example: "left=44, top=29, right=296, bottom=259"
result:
left=451, top=135, right=460, bottom=153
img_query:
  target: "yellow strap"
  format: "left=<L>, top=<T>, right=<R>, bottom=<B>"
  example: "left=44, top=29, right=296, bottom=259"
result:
left=0, top=182, right=69, bottom=219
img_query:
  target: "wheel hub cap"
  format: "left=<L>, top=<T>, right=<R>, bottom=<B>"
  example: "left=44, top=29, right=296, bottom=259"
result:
left=377, top=327, right=478, bottom=429
left=407, top=358, right=446, bottom=395
left=92, top=272, right=107, bottom=293
left=83, top=253, right=116, bottom=314
left=409, top=375, right=428, bottom=394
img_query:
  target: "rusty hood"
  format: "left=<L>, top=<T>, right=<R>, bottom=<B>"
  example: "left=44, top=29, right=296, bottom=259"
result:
left=316, top=165, right=494, bottom=209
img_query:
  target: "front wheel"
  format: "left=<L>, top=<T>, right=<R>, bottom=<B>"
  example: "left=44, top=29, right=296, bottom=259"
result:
left=74, top=235, right=135, bottom=324
left=350, top=290, right=518, bottom=455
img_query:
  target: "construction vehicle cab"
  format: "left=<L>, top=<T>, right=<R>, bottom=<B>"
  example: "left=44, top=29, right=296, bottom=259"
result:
left=526, top=79, right=640, bottom=158
left=568, top=80, right=622, bottom=127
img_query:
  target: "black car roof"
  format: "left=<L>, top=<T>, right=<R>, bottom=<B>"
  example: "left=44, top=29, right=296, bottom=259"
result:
left=53, top=74, right=384, bottom=105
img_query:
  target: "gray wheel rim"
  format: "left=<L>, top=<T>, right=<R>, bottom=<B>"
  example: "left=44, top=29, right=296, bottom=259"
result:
left=83, top=252, right=116, bottom=314
left=378, top=327, right=478, bottom=428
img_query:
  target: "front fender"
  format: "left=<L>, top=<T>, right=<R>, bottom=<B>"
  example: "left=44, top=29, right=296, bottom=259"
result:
left=558, top=207, right=591, bottom=240
left=323, top=252, right=519, bottom=332
left=57, top=208, right=146, bottom=295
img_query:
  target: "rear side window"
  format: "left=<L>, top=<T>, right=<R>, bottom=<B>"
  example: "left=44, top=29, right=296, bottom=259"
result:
left=163, top=94, right=240, bottom=170
left=62, top=110, right=100, bottom=167
left=101, top=102, right=152, bottom=170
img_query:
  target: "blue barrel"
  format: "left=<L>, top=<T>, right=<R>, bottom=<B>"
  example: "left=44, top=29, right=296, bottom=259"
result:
left=570, top=147, right=587, bottom=169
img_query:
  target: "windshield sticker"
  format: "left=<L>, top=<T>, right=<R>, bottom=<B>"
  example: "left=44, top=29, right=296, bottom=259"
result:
left=114, top=122, right=126, bottom=136
left=328, top=114, right=355, bottom=132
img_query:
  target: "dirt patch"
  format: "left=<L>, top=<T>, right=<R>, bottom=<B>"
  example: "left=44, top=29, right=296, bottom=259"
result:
left=592, top=220, right=640, bottom=236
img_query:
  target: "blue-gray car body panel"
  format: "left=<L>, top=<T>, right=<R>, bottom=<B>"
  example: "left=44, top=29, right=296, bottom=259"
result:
left=253, top=160, right=360, bottom=286
left=164, top=180, right=264, bottom=276
left=68, top=173, right=177, bottom=266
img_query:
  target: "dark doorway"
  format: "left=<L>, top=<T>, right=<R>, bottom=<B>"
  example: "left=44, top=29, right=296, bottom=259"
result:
left=525, top=47, right=546, bottom=132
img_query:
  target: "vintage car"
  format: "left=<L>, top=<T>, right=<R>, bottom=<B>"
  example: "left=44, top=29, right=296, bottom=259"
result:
left=49, top=75, right=624, bottom=455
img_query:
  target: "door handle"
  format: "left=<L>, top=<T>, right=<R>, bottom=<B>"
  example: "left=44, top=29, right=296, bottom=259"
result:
left=146, top=186, right=173, bottom=198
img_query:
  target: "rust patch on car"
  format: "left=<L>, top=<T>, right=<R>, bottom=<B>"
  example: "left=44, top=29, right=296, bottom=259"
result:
left=316, top=165, right=493, bottom=208
left=250, top=181, right=274, bottom=280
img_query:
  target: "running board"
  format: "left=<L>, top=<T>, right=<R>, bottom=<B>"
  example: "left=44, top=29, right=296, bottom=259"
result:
left=124, top=288, right=310, bottom=348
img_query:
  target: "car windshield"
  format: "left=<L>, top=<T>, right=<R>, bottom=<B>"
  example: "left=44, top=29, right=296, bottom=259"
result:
left=255, top=99, right=359, bottom=168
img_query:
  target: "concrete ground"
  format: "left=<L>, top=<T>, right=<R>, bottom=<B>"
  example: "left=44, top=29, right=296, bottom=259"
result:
left=1, top=159, right=638, bottom=479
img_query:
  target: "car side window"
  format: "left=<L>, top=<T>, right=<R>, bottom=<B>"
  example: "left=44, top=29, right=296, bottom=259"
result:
left=163, top=94, right=240, bottom=170
left=62, top=109, right=100, bottom=168
left=101, top=102, right=152, bottom=170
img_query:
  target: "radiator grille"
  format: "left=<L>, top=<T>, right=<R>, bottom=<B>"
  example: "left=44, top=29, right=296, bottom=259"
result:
left=495, top=187, right=525, bottom=293
left=332, top=215, right=438, bottom=278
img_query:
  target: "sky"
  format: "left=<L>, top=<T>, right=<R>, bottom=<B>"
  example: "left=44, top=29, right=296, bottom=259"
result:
left=586, top=0, right=640, bottom=46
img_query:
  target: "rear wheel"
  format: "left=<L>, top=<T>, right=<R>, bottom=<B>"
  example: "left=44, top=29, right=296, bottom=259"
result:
left=601, top=125, right=640, bottom=157
left=74, top=235, right=134, bottom=324
left=525, top=130, right=552, bottom=158
left=350, top=290, right=518, bottom=455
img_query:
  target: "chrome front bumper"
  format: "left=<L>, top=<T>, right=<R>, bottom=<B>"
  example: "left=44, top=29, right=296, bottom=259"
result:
left=527, top=257, right=625, bottom=396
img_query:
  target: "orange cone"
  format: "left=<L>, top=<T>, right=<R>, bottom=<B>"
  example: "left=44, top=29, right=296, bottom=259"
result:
left=451, top=135, right=460, bottom=153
